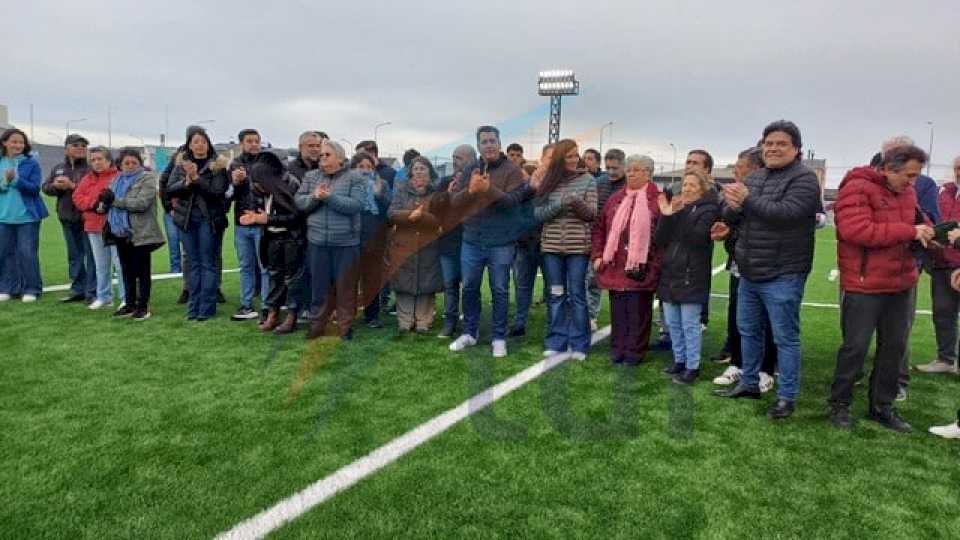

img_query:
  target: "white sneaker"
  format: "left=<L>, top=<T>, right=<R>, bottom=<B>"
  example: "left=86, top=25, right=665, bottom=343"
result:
left=571, top=352, right=587, bottom=362
left=449, top=334, right=477, bottom=352
left=543, top=350, right=560, bottom=357
left=21, top=294, right=37, bottom=303
left=713, top=366, right=741, bottom=385
left=590, top=319, right=598, bottom=332
left=759, top=372, right=775, bottom=393
left=929, top=422, right=960, bottom=439
left=492, top=339, right=507, bottom=358
left=0, top=293, right=10, bottom=302
left=916, top=360, right=958, bottom=374
left=88, top=299, right=109, bottom=310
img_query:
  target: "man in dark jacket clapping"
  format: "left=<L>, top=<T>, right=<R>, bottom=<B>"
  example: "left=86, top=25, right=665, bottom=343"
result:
left=715, top=120, right=822, bottom=420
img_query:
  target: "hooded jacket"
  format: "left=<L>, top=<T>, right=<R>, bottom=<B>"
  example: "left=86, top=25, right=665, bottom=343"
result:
left=42, top=156, right=89, bottom=223
left=72, top=167, right=119, bottom=233
left=835, top=166, right=921, bottom=294
left=165, top=152, right=230, bottom=231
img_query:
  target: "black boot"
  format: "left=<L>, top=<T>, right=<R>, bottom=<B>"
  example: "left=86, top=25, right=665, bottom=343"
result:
left=767, top=399, right=795, bottom=420
left=714, top=383, right=762, bottom=399
left=868, top=406, right=912, bottom=433
left=177, top=290, right=189, bottom=304
left=829, top=404, right=855, bottom=430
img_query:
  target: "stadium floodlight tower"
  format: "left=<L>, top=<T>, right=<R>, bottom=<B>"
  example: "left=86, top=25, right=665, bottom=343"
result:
left=538, top=70, right=580, bottom=144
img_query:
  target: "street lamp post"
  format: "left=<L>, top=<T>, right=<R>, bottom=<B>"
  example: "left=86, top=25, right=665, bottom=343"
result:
left=599, top=121, right=613, bottom=156
left=538, top=70, right=580, bottom=144
left=669, top=142, right=678, bottom=183
left=373, top=122, right=391, bottom=146
left=66, top=118, right=87, bottom=140
left=927, top=121, right=934, bottom=176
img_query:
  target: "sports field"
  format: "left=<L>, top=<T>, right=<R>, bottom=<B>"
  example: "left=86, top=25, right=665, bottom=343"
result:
left=2, top=218, right=959, bottom=539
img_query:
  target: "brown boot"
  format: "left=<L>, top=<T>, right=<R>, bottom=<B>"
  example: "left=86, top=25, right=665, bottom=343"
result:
left=306, top=318, right=327, bottom=340
left=274, top=311, right=297, bottom=335
left=258, top=310, right=280, bottom=332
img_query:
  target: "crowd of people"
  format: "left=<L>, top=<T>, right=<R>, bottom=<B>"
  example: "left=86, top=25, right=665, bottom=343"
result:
left=1, top=119, right=959, bottom=439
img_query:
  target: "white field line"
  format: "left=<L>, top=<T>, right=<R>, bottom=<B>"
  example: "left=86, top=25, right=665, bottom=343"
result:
left=217, top=264, right=730, bottom=539
left=215, top=326, right=612, bottom=540
left=41, top=269, right=241, bottom=293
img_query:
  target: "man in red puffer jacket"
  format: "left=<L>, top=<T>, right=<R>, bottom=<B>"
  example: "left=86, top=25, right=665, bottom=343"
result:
left=829, top=144, right=933, bottom=433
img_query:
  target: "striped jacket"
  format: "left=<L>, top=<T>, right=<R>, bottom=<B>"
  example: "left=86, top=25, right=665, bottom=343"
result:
left=534, top=172, right=598, bottom=255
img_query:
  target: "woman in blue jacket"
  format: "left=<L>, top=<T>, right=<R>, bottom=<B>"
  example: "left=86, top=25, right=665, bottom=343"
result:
left=0, top=129, right=48, bottom=303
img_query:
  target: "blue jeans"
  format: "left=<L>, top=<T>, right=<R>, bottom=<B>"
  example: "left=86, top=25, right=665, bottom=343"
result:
left=542, top=253, right=590, bottom=354
left=162, top=211, right=182, bottom=273
left=87, top=232, right=126, bottom=304
left=0, top=222, right=42, bottom=296
left=512, top=240, right=541, bottom=330
left=181, top=215, right=218, bottom=319
left=62, top=221, right=96, bottom=298
left=440, top=252, right=461, bottom=325
left=307, top=244, right=359, bottom=330
left=663, top=302, right=704, bottom=370
left=461, top=242, right=514, bottom=341
left=737, top=273, right=808, bottom=401
left=235, top=225, right=268, bottom=309
left=585, top=263, right=601, bottom=321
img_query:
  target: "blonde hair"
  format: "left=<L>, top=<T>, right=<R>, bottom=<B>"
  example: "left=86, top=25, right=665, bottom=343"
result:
left=682, top=169, right=711, bottom=197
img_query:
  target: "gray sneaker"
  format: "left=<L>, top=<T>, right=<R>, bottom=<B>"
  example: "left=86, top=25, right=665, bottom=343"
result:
left=915, top=360, right=958, bottom=374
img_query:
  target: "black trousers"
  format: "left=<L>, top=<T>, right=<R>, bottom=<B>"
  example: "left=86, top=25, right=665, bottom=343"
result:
left=610, top=290, right=654, bottom=363
left=727, top=274, right=777, bottom=374
left=830, top=289, right=914, bottom=410
left=262, top=230, right=304, bottom=311
left=116, top=239, right=152, bottom=310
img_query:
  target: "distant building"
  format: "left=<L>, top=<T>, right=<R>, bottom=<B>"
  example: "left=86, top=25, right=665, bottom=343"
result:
left=653, top=158, right=828, bottom=193
left=0, top=104, right=13, bottom=130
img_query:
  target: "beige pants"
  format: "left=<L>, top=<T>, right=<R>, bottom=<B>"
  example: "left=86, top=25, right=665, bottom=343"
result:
left=396, top=293, right=436, bottom=331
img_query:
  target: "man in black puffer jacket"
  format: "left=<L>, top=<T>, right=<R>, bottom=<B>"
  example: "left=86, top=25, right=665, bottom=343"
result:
left=715, top=120, right=821, bottom=421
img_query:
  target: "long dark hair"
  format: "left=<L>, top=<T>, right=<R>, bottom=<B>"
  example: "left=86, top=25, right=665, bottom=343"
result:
left=185, top=129, right=214, bottom=162
left=537, top=138, right=578, bottom=197
left=0, top=128, right=32, bottom=157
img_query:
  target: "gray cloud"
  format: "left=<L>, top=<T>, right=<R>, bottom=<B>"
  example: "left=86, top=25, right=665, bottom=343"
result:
left=6, top=0, right=959, bottom=184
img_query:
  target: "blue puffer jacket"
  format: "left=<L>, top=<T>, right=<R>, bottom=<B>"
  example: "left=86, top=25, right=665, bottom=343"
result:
left=2, top=156, right=49, bottom=221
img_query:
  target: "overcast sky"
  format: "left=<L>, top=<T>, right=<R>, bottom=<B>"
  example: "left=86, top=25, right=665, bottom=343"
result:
left=5, top=0, right=959, bottom=185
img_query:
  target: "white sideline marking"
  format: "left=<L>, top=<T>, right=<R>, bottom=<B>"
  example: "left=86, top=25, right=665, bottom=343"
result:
left=216, top=325, right=612, bottom=540
left=216, top=262, right=722, bottom=538
left=41, top=269, right=241, bottom=293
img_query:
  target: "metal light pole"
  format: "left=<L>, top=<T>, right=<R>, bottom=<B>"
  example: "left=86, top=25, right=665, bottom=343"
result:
left=669, top=142, right=678, bottom=182
left=107, top=105, right=112, bottom=148
left=66, top=118, right=87, bottom=140
left=599, top=121, right=613, bottom=156
left=927, top=121, right=934, bottom=176
left=538, top=70, right=580, bottom=144
left=373, top=121, right=391, bottom=146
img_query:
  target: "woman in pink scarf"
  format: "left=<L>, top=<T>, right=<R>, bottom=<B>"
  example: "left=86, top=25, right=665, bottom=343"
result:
left=590, top=154, right=662, bottom=366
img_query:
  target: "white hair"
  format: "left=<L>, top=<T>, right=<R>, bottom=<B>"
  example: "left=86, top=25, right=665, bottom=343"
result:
left=322, top=140, right=346, bottom=162
left=881, top=135, right=915, bottom=155
left=624, top=154, right=655, bottom=174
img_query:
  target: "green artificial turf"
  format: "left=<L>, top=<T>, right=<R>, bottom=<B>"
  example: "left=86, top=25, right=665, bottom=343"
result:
left=2, top=224, right=958, bottom=539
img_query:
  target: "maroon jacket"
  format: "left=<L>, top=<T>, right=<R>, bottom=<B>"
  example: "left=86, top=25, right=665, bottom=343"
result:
left=934, top=182, right=960, bottom=269
left=591, top=181, right=661, bottom=292
left=835, top=166, right=919, bottom=294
